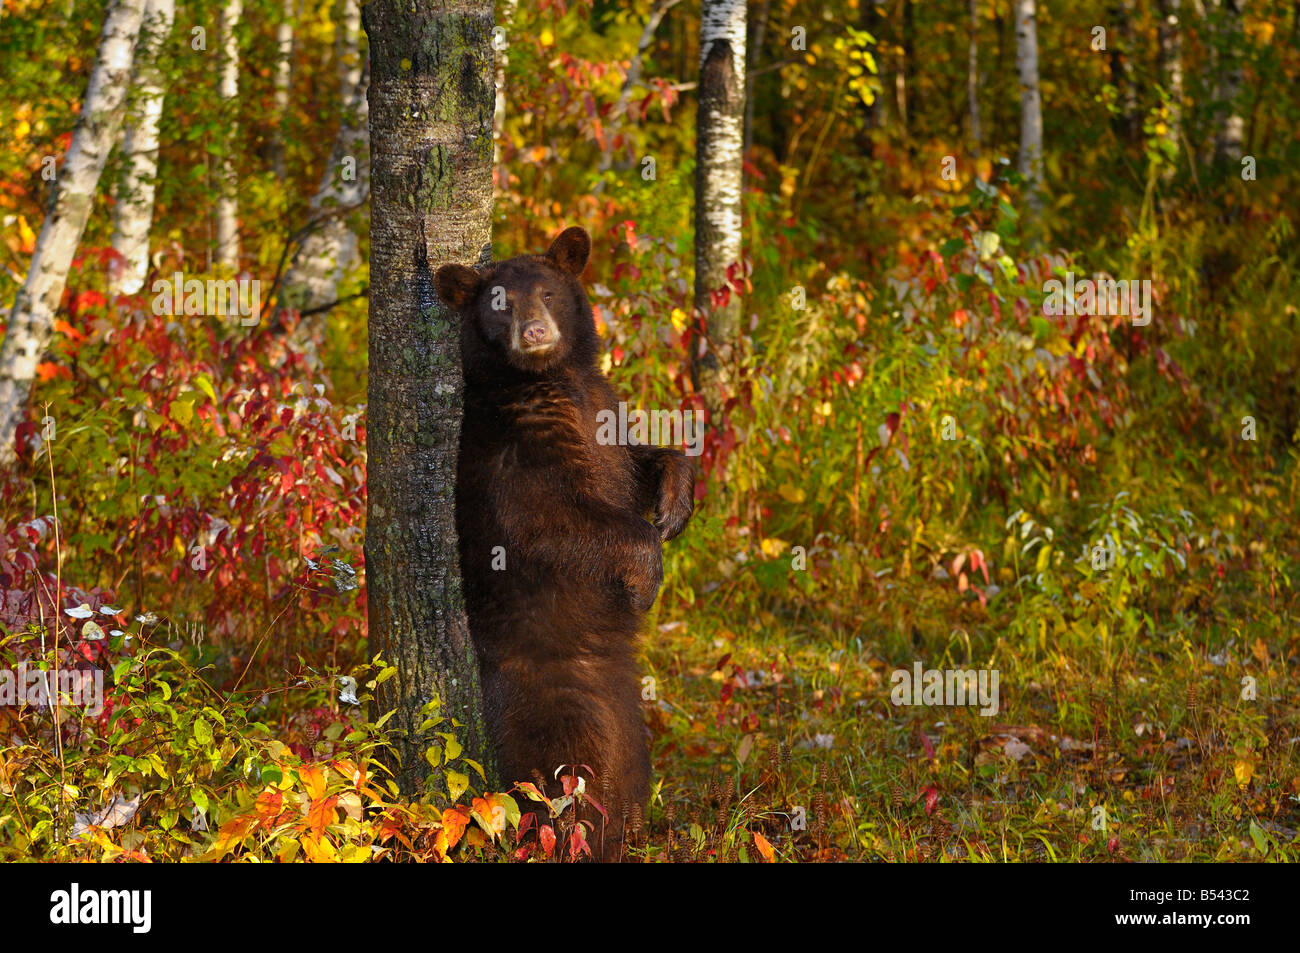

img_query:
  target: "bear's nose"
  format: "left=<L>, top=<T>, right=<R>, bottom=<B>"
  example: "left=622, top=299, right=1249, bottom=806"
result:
left=522, top=320, right=551, bottom=345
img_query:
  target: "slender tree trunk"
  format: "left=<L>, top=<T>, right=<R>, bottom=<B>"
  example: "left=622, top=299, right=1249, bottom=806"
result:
left=1213, top=0, right=1246, bottom=163
left=492, top=0, right=518, bottom=170
left=901, top=0, right=916, bottom=129
left=600, top=0, right=680, bottom=173
left=1157, top=0, right=1183, bottom=177
left=271, top=0, right=296, bottom=179
left=1107, top=1, right=1139, bottom=143
left=856, top=0, right=883, bottom=154
left=214, top=0, right=241, bottom=268
left=0, top=0, right=146, bottom=465
left=1014, top=0, right=1044, bottom=220
left=109, top=0, right=176, bottom=297
left=968, top=0, right=981, bottom=154
left=691, top=0, right=746, bottom=405
left=363, top=0, right=495, bottom=796
left=742, top=0, right=769, bottom=157
left=275, top=55, right=369, bottom=367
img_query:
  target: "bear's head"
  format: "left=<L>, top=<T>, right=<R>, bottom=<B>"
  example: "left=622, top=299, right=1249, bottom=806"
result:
left=434, top=226, right=596, bottom=375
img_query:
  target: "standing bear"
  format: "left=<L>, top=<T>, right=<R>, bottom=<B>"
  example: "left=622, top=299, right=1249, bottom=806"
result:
left=434, top=226, right=695, bottom=861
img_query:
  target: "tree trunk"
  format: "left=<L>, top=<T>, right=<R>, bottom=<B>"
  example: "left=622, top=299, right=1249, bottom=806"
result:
left=968, top=0, right=981, bottom=154
left=1157, top=0, right=1183, bottom=177
left=601, top=0, right=680, bottom=172
left=362, top=0, right=495, bottom=797
left=742, top=0, right=769, bottom=157
left=1107, top=1, right=1139, bottom=143
left=0, top=0, right=146, bottom=465
left=214, top=0, right=241, bottom=268
left=108, top=0, right=176, bottom=298
left=1213, top=0, right=1246, bottom=163
left=1014, top=0, right=1044, bottom=220
left=691, top=0, right=746, bottom=406
left=274, top=55, right=369, bottom=369
left=855, top=0, right=883, bottom=154
left=493, top=0, right=518, bottom=169
left=271, top=0, right=296, bottom=179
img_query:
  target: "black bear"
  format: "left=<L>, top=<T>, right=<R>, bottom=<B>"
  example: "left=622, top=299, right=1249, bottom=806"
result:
left=434, top=226, right=694, bottom=861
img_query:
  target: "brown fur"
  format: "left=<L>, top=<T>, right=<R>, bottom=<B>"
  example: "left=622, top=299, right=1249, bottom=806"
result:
left=434, top=227, right=694, bottom=861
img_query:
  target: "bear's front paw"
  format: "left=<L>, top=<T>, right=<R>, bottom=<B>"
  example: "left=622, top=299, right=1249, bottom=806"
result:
left=654, top=454, right=695, bottom=541
left=624, top=527, right=664, bottom=613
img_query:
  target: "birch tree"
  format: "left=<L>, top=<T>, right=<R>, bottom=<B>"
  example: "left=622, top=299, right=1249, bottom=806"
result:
left=108, top=0, right=176, bottom=298
left=274, top=53, right=369, bottom=369
left=214, top=0, right=242, bottom=268
left=0, top=0, right=146, bottom=464
left=271, top=0, right=297, bottom=179
left=363, top=0, right=495, bottom=794
left=1014, top=0, right=1044, bottom=220
left=1213, top=0, right=1246, bottom=163
left=968, top=0, right=981, bottom=153
left=1157, top=0, right=1183, bottom=175
left=691, top=0, right=745, bottom=403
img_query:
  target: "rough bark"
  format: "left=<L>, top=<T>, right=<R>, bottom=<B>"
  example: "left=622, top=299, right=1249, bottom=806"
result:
left=691, top=0, right=746, bottom=405
left=214, top=0, right=241, bottom=268
left=108, top=0, right=176, bottom=298
left=0, top=0, right=146, bottom=465
left=1014, top=0, right=1044, bottom=220
left=363, top=0, right=495, bottom=796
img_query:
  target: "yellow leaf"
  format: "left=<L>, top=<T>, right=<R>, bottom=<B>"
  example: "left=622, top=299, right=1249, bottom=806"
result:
left=760, top=537, right=790, bottom=558
left=778, top=483, right=806, bottom=504
left=301, top=834, right=338, bottom=863
left=446, top=769, right=469, bottom=803
left=540, top=28, right=554, bottom=47
left=1233, top=759, right=1255, bottom=787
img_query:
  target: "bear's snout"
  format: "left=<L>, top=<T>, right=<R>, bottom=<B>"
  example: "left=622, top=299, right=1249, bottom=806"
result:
left=522, top=320, right=552, bottom=346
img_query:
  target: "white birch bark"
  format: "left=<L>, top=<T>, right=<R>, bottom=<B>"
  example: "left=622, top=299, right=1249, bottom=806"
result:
left=692, top=0, right=746, bottom=395
left=108, top=0, right=176, bottom=297
left=214, top=0, right=242, bottom=268
left=968, top=0, right=981, bottom=153
left=1157, top=0, right=1183, bottom=175
left=1213, top=0, right=1246, bottom=163
left=493, top=0, right=517, bottom=168
left=272, top=0, right=296, bottom=178
left=0, top=0, right=147, bottom=464
left=1014, top=0, right=1044, bottom=217
left=336, top=0, right=363, bottom=104
left=277, top=53, right=369, bottom=345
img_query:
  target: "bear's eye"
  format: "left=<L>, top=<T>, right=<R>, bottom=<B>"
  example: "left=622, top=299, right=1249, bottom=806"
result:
left=542, top=292, right=554, bottom=303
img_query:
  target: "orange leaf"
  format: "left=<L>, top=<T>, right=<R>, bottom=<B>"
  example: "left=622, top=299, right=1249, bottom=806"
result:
left=441, top=806, right=470, bottom=850
left=299, top=765, right=327, bottom=801
left=753, top=831, right=776, bottom=863
left=306, top=795, right=338, bottom=836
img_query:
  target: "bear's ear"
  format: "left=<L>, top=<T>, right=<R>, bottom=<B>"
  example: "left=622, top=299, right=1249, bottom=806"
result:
left=545, top=226, right=591, bottom=277
left=433, top=263, right=483, bottom=310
